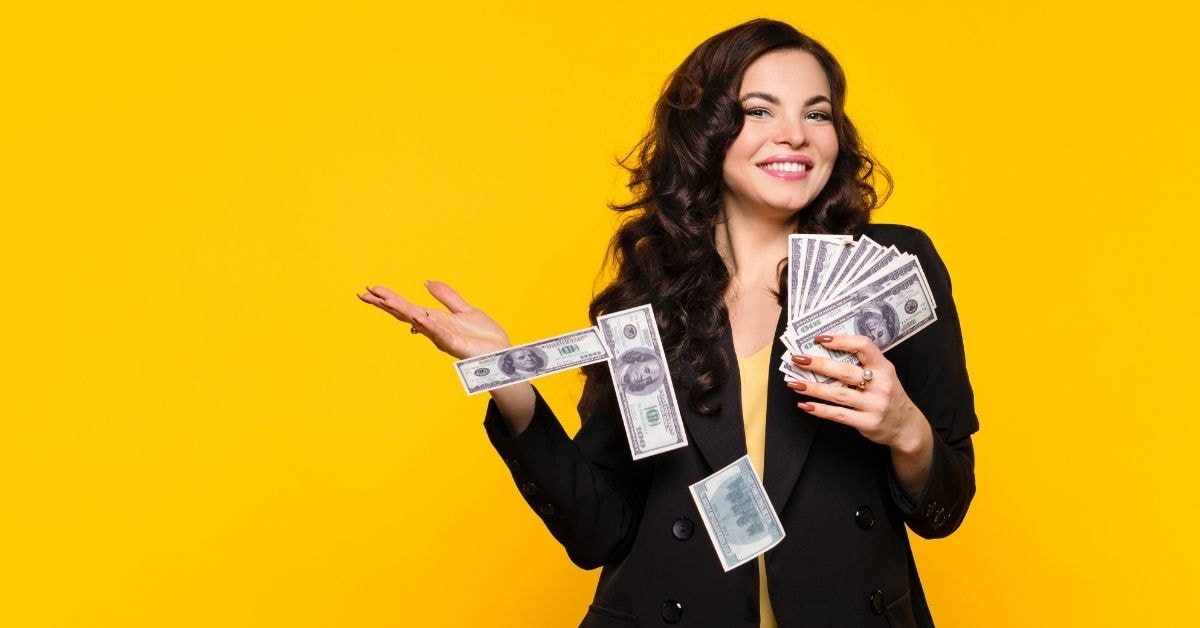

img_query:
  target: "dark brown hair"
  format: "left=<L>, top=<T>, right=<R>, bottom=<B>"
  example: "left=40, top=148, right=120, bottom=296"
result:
left=581, top=19, right=891, bottom=417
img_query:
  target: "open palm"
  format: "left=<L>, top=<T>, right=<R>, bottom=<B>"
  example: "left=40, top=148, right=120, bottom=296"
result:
left=357, top=281, right=511, bottom=359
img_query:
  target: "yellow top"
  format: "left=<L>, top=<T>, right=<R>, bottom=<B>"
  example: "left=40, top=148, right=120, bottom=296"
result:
left=736, top=344, right=779, bottom=628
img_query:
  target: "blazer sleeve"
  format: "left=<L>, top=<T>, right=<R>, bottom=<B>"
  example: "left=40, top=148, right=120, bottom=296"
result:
left=881, top=226, right=980, bottom=539
left=483, top=383, right=649, bottom=569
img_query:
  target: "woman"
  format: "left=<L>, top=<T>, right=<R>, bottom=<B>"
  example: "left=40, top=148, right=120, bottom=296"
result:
left=359, top=19, right=977, bottom=627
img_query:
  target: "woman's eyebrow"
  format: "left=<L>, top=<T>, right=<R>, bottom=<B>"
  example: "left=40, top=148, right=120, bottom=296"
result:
left=740, top=92, right=833, bottom=107
left=741, top=91, right=780, bottom=104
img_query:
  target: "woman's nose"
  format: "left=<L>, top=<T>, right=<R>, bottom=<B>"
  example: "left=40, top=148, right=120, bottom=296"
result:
left=775, top=116, right=808, bottom=147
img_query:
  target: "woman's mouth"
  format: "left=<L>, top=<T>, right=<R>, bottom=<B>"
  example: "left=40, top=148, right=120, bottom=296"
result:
left=760, top=162, right=810, bottom=173
left=758, top=160, right=812, bottom=180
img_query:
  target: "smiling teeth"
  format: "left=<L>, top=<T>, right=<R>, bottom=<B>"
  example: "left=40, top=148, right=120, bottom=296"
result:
left=761, top=162, right=809, bottom=172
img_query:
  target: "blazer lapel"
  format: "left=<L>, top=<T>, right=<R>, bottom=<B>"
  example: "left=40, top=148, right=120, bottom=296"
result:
left=764, top=308, right=818, bottom=513
left=680, top=326, right=747, bottom=473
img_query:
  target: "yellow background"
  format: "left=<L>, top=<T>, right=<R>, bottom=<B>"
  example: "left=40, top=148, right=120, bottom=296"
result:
left=2, top=1, right=1197, bottom=626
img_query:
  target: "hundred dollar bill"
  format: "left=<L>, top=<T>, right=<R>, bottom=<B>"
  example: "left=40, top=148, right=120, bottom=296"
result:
left=786, top=235, right=807, bottom=320
left=809, top=236, right=870, bottom=309
left=597, top=304, right=688, bottom=460
left=781, top=257, right=929, bottom=354
left=822, top=245, right=901, bottom=308
left=814, top=236, right=885, bottom=308
left=689, top=454, right=786, bottom=572
left=789, top=234, right=852, bottom=320
left=801, top=237, right=853, bottom=313
left=454, top=327, right=612, bottom=395
left=779, top=270, right=937, bottom=383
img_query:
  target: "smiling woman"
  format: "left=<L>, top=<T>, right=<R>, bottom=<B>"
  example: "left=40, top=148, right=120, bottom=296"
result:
left=360, top=18, right=976, bottom=628
left=722, top=50, right=840, bottom=220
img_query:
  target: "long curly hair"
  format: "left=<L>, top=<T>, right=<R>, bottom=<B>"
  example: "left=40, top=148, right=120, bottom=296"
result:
left=581, top=19, right=891, bottom=417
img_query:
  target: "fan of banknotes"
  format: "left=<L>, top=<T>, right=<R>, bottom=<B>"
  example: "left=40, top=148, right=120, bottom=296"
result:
left=451, top=233, right=936, bottom=572
left=778, top=233, right=938, bottom=383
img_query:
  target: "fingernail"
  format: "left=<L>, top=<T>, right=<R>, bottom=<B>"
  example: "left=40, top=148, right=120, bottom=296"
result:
left=787, top=381, right=807, bottom=392
left=424, top=279, right=432, bottom=287
left=791, top=355, right=812, bottom=365
left=815, top=335, right=833, bottom=344
left=798, top=402, right=815, bottom=412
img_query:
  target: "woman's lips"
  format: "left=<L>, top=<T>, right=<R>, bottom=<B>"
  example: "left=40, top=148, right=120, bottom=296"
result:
left=758, top=161, right=812, bottom=180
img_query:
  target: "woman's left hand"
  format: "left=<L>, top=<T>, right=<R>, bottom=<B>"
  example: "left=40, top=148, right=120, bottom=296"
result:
left=787, top=334, right=926, bottom=451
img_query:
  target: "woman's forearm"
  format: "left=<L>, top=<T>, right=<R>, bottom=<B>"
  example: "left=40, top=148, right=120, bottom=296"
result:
left=489, top=382, right=536, bottom=436
left=889, top=403, right=935, bottom=500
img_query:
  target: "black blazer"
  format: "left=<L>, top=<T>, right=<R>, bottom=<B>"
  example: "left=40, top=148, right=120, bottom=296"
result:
left=485, top=224, right=978, bottom=627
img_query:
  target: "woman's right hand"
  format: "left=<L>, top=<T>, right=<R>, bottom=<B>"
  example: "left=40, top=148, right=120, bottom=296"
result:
left=357, top=280, right=536, bottom=432
left=357, top=280, right=512, bottom=359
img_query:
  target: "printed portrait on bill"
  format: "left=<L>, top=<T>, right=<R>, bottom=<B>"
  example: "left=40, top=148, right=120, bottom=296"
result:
left=855, top=301, right=899, bottom=348
left=613, top=347, right=665, bottom=395
left=499, top=346, right=549, bottom=376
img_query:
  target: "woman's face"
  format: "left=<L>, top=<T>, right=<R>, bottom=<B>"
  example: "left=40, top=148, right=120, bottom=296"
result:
left=721, top=49, right=839, bottom=219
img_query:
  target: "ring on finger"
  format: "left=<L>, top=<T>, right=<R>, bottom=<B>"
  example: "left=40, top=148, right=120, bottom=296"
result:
left=409, top=310, right=431, bottom=334
left=856, top=368, right=874, bottom=390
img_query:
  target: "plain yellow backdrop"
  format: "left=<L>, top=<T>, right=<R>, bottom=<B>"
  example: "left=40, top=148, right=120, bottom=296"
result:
left=2, top=1, right=1197, bottom=626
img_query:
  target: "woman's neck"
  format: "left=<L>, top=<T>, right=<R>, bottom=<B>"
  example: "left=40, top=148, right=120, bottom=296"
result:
left=715, top=206, right=791, bottom=291
left=716, top=204, right=790, bottom=356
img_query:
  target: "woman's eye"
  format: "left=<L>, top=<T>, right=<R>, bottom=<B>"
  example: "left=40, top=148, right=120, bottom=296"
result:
left=744, top=107, right=770, bottom=119
left=805, top=111, right=833, bottom=122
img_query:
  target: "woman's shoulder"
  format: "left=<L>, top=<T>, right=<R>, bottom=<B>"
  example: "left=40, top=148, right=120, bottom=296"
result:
left=865, top=222, right=946, bottom=265
left=864, top=222, right=934, bottom=249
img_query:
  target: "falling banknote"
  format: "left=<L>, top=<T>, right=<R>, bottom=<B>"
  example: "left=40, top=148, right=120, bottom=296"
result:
left=454, top=327, right=612, bottom=395
left=596, top=304, right=688, bottom=460
left=689, top=455, right=786, bottom=572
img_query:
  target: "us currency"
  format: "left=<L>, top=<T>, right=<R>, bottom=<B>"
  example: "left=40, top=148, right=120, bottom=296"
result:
left=801, top=237, right=853, bottom=313
left=455, top=327, right=612, bottom=395
left=814, top=236, right=886, bottom=307
left=824, top=245, right=901, bottom=307
left=597, top=304, right=688, bottom=460
left=779, top=270, right=938, bottom=383
left=787, top=234, right=854, bottom=319
left=689, top=455, right=786, bottom=572
left=786, top=235, right=807, bottom=319
left=809, top=236, right=871, bottom=309
left=781, top=256, right=929, bottom=354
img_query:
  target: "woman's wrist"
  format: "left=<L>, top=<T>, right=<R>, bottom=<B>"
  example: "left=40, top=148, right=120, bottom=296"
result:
left=888, top=401, right=935, bottom=499
left=890, top=399, right=932, bottom=455
left=489, top=382, right=536, bottom=436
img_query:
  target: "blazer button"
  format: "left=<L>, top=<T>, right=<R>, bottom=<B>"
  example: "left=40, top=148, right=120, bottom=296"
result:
left=538, top=503, right=555, bottom=516
left=854, top=506, right=876, bottom=530
left=661, top=600, right=683, bottom=624
left=520, top=482, right=538, bottom=496
left=504, top=458, right=520, bottom=472
left=869, top=589, right=886, bottom=615
left=671, top=517, right=694, bottom=541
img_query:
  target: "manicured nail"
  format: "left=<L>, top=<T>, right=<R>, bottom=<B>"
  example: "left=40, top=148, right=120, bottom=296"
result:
left=798, top=402, right=815, bottom=412
left=424, top=279, right=432, bottom=287
left=791, top=354, right=812, bottom=365
left=787, top=381, right=807, bottom=392
left=815, top=335, right=833, bottom=344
